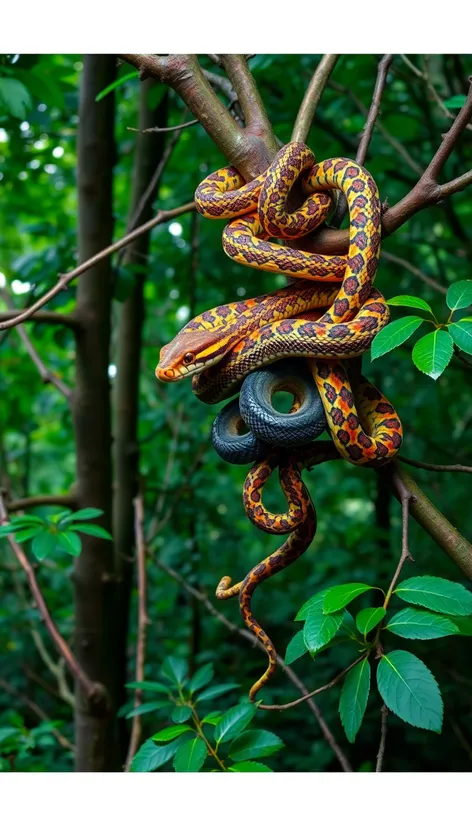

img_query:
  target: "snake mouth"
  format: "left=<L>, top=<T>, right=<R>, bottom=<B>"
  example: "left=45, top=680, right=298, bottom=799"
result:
left=155, top=366, right=182, bottom=382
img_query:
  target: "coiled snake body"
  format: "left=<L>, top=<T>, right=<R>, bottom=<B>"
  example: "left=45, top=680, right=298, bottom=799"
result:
left=156, top=143, right=402, bottom=701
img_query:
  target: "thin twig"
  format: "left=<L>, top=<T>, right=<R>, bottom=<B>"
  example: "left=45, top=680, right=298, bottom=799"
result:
left=383, top=469, right=416, bottom=604
left=0, top=310, right=78, bottom=328
left=291, top=55, right=340, bottom=143
left=6, top=493, right=76, bottom=513
left=125, top=491, right=151, bottom=771
left=156, top=558, right=352, bottom=772
left=356, top=55, right=393, bottom=165
left=128, top=117, right=199, bottom=134
left=0, top=493, right=101, bottom=703
left=0, top=203, right=195, bottom=331
left=399, top=456, right=472, bottom=474
left=331, top=55, right=392, bottom=225
left=376, top=705, right=389, bottom=772
left=0, top=288, right=71, bottom=398
left=381, top=250, right=447, bottom=295
left=258, top=656, right=365, bottom=712
left=0, top=676, right=75, bottom=752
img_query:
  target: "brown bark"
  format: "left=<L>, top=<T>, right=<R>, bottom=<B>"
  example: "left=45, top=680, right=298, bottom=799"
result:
left=112, top=81, right=168, bottom=757
left=72, top=55, right=119, bottom=771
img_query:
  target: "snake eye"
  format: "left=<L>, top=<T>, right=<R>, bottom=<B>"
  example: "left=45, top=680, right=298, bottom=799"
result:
left=183, top=352, right=195, bottom=365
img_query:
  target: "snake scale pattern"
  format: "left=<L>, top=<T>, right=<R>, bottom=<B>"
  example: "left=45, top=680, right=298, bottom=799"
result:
left=156, top=142, right=403, bottom=701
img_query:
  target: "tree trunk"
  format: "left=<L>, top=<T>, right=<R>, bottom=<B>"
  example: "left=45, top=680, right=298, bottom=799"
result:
left=73, top=54, right=119, bottom=772
left=112, top=82, right=168, bottom=759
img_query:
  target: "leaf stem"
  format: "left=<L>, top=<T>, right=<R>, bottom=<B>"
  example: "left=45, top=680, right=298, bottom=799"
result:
left=191, top=709, right=227, bottom=771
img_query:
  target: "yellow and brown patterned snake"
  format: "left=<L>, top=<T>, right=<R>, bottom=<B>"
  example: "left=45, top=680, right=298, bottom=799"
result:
left=156, top=142, right=403, bottom=701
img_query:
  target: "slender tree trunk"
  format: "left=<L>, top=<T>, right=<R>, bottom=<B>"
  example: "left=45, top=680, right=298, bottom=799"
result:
left=73, top=55, right=119, bottom=771
left=113, top=82, right=168, bottom=759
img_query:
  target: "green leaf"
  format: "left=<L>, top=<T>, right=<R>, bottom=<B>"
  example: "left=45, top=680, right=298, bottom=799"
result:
left=395, top=576, right=472, bottom=616
left=130, top=738, right=181, bottom=772
left=173, top=737, right=207, bottom=772
left=356, top=607, right=386, bottom=635
left=447, top=280, right=472, bottom=312
left=443, top=94, right=467, bottom=109
left=196, top=683, right=239, bottom=702
left=323, top=583, right=376, bottom=614
left=0, top=77, right=32, bottom=119
left=68, top=523, right=112, bottom=540
left=214, top=703, right=256, bottom=745
left=152, top=725, right=194, bottom=742
left=449, top=616, right=472, bottom=635
left=161, top=656, right=188, bottom=687
left=171, top=701, right=193, bottom=721
left=56, top=530, right=82, bottom=557
left=229, top=761, right=272, bottom=772
left=13, top=527, right=43, bottom=542
left=31, top=532, right=57, bottom=561
left=13, top=67, right=64, bottom=109
left=284, top=629, right=308, bottom=665
left=201, top=712, right=223, bottom=726
left=387, top=295, right=434, bottom=315
left=0, top=727, right=19, bottom=745
left=387, top=608, right=459, bottom=639
left=339, top=659, right=371, bottom=743
left=304, top=608, right=344, bottom=653
left=95, top=71, right=139, bottom=102
left=125, top=680, right=171, bottom=694
left=229, top=729, right=284, bottom=762
left=371, top=316, right=425, bottom=360
left=295, top=589, right=329, bottom=621
left=448, top=320, right=472, bottom=355
left=377, top=650, right=443, bottom=732
left=59, top=508, right=104, bottom=524
left=125, top=700, right=171, bottom=718
left=412, top=330, right=453, bottom=380
left=7, top=515, right=45, bottom=526
left=189, top=663, right=214, bottom=694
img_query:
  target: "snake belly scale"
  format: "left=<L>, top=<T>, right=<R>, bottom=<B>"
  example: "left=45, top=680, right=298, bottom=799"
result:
left=156, top=142, right=403, bottom=701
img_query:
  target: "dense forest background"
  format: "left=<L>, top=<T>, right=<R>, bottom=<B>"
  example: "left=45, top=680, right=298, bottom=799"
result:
left=0, top=53, right=471, bottom=773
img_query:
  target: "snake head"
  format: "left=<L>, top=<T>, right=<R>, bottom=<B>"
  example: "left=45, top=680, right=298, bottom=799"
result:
left=155, top=329, right=227, bottom=382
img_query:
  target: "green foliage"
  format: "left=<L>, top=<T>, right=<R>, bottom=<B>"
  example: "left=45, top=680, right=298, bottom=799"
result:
left=339, top=659, right=371, bottom=743
left=293, top=574, right=472, bottom=743
left=127, top=657, right=282, bottom=772
left=373, top=280, right=472, bottom=378
left=376, top=651, right=443, bottom=733
left=0, top=508, right=111, bottom=560
left=394, top=576, right=472, bottom=615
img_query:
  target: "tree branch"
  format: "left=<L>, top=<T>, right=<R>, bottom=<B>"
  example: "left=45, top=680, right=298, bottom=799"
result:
left=258, top=657, right=366, bottom=712
left=356, top=55, right=393, bottom=165
left=300, top=79, right=472, bottom=255
left=6, top=493, right=76, bottom=513
left=388, top=461, right=472, bottom=581
left=399, top=456, right=472, bottom=474
left=156, top=558, right=352, bottom=772
left=375, top=705, right=389, bottom=772
left=0, top=310, right=78, bottom=328
left=0, top=203, right=194, bottom=330
left=0, top=493, right=102, bottom=703
left=381, top=250, right=447, bottom=295
left=292, top=55, right=340, bottom=144
left=0, top=676, right=75, bottom=752
left=125, top=491, right=150, bottom=771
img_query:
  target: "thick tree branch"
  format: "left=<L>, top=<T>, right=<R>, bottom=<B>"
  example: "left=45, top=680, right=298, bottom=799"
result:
left=0, top=203, right=194, bottom=330
left=292, top=55, right=340, bottom=144
left=300, top=80, right=472, bottom=255
left=156, top=558, right=352, bottom=772
left=120, top=54, right=278, bottom=178
left=376, top=705, right=389, bottom=772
